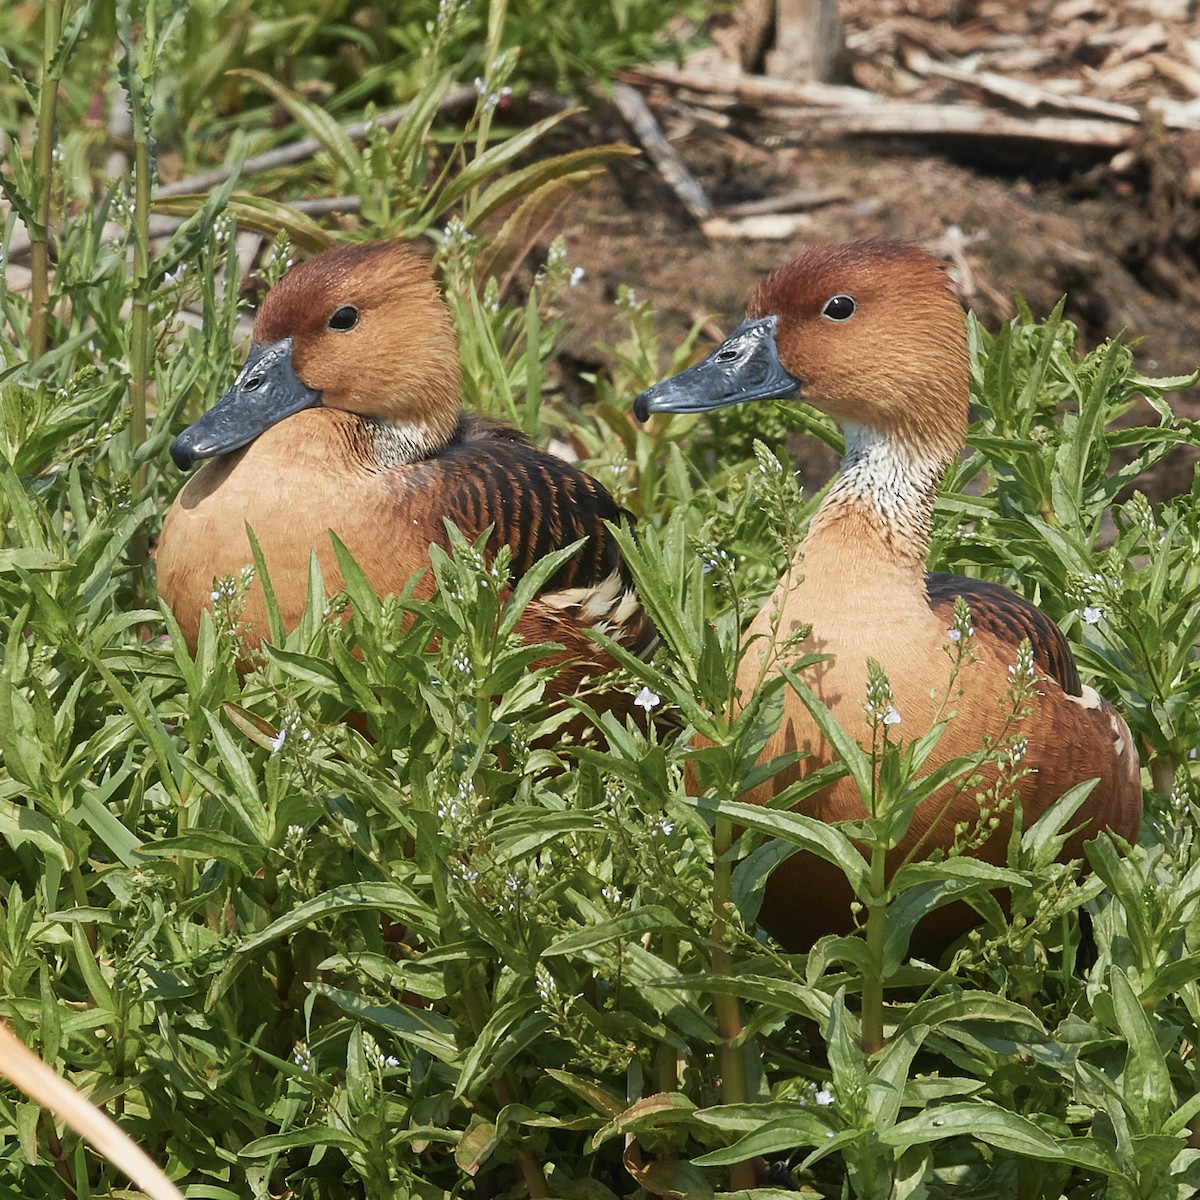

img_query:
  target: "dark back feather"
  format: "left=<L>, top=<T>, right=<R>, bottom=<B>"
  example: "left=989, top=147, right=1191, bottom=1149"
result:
left=433, top=413, right=629, bottom=594
left=925, top=572, right=1082, bottom=696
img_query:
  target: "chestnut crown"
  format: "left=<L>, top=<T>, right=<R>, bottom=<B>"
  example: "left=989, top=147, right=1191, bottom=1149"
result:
left=255, top=241, right=463, bottom=430
left=748, top=241, right=970, bottom=460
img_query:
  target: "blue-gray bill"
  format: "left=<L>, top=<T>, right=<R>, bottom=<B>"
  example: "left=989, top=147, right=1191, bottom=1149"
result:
left=170, top=337, right=322, bottom=470
left=632, top=315, right=801, bottom=422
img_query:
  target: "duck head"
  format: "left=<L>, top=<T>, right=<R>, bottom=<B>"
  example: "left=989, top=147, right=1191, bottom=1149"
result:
left=634, top=241, right=969, bottom=464
left=170, top=241, right=463, bottom=470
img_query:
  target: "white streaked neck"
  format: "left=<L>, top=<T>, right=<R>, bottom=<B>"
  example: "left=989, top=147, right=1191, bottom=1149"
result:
left=806, top=422, right=947, bottom=571
left=362, top=415, right=450, bottom=467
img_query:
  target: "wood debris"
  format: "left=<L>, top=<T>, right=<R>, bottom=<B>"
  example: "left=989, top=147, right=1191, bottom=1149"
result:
left=610, top=81, right=714, bottom=222
left=617, top=0, right=1200, bottom=228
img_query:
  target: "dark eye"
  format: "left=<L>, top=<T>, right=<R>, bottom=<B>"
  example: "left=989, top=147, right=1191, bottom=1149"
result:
left=328, top=305, right=359, bottom=331
left=822, top=294, right=856, bottom=321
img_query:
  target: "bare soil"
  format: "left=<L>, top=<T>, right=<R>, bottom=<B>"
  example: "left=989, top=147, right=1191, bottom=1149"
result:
left=551, top=0, right=1200, bottom=497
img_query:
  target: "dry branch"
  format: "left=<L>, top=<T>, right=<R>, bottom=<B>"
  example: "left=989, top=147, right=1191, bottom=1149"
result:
left=763, top=102, right=1138, bottom=148
left=610, top=81, right=714, bottom=222
left=0, top=1024, right=184, bottom=1200
left=156, top=84, right=477, bottom=199
left=719, top=185, right=853, bottom=217
left=702, top=213, right=817, bottom=239
left=915, top=59, right=1144, bottom=123
left=623, top=63, right=882, bottom=110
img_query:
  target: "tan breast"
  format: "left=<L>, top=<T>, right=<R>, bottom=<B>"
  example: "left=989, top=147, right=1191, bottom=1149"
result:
left=739, top=534, right=1141, bottom=954
left=156, top=410, right=440, bottom=650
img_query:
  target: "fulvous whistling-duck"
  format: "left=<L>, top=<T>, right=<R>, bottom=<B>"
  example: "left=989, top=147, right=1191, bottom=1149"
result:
left=634, top=240, right=1141, bottom=952
left=157, top=241, right=654, bottom=703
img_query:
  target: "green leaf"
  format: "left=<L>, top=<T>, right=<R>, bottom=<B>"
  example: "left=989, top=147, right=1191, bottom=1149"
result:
left=882, top=1101, right=1064, bottom=1158
left=464, top=145, right=637, bottom=227
left=230, top=69, right=369, bottom=195
left=543, top=907, right=691, bottom=956
left=690, top=1114, right=832, bottom=1164
left=207, top=882, right=433, bottom=1008
left=717, top=799, right=871, bottom=899
left=240, top=1126, right=366, bottom=1157
left=154, top=195, right=334, bottom=251
left=1109, top=964, right=1174, bottom=1133
left=778, top=664, right=876, bottom=803
left=896, top=992, right=1047, bottom=1038
left=199, top=711, right=270, bottom=844
left=313, top=982, right=460, bottom=1063
left=544, top=1069, right=627, bottom=1119
left=455, top=1000, right=546, bottom=1097
left=438, top=108, right=580, bottom=215
left=590, top=1092, right=698, bottom=1149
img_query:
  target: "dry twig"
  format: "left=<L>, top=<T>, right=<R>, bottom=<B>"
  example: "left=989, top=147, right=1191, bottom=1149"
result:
left=610, top=81, right=714, bottom=222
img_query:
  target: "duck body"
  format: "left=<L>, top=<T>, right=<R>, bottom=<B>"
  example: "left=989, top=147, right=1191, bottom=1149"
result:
left=635, top=241, right=1141, bottom=953
left=158, top=241, right=652, bottom=696
left=739, top=502, right=1138, bottom=951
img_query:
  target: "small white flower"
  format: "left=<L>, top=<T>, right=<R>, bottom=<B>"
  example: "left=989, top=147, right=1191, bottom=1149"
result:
left=569, top=266, right=585, bottom=287
left=815, top=1088, right=834, bottom=1106
left=634, top=686, right=661, bottom=712
left=882, top=705, right=901, bottom=726
left=947, top=628, right=961, bottom=643
left=269, top=728, right=287, bottom=753
left=1082, top=606, right=1102, bottom=625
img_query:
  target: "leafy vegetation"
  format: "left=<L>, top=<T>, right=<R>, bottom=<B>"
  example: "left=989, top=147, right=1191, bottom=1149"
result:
left=1, top=1, right=1200, bottom=1198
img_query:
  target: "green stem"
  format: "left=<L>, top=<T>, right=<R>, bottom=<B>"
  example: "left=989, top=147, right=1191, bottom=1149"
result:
left=178, top=726, right=201, bottom=899
left=655, top=933, right=680, bottom=1096
left=128, top=120, right=152, bottom=604
left=460, top=976, right=549, bottom=1197
left=1150, top=754, right=1176, bottom=798
left=29, top=0, right=64, bottom=361
left=447, top=748, right=545, bottom=1197
left=861, top=843, right=888, bottom=1055
left=474, top=0, right=508, bottom=161
left=712, top=815, right=754, bottom=1190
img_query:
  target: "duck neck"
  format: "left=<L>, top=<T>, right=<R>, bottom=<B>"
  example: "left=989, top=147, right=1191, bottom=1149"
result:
left=359, top=410, right=458, bottom=468
left=803, top=422, right=947, bottom=584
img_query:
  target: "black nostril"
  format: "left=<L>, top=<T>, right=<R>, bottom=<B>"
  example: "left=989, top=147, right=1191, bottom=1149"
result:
left=716, top=348, right=739, bottom=362
left=243, top=375, right=264, bottom=391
